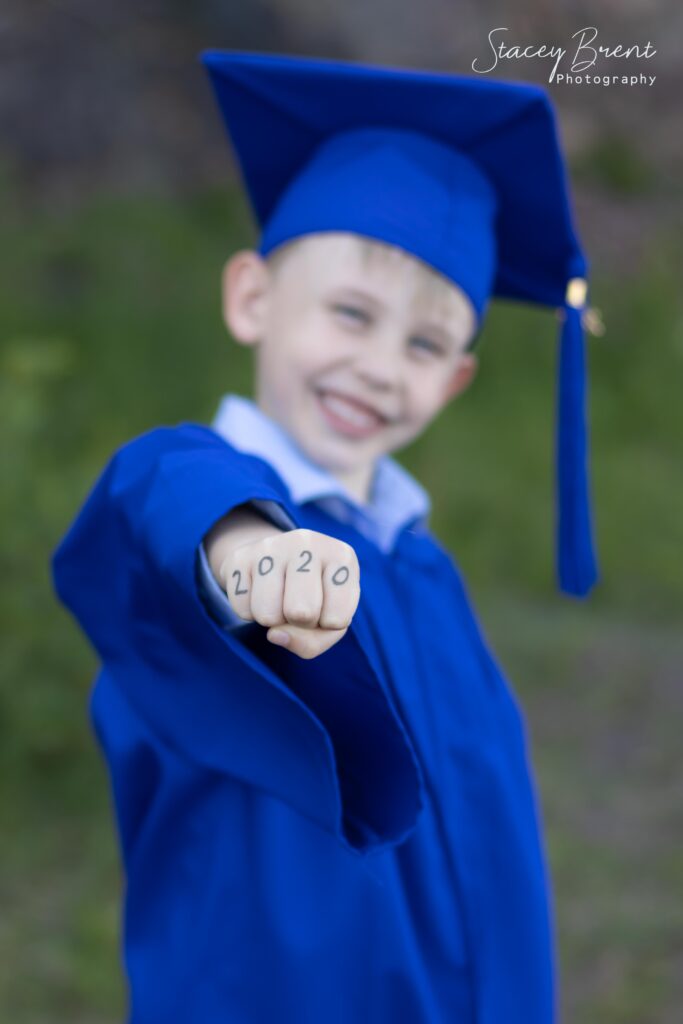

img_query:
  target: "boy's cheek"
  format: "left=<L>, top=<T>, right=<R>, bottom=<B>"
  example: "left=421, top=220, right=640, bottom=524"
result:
left=383, top=415, right=427, bottom=451
left=406, top=385, right=449, bottom=423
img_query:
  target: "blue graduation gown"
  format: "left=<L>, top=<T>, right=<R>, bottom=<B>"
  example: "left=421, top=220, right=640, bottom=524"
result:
left=52, top=423, right=557, bottom=1023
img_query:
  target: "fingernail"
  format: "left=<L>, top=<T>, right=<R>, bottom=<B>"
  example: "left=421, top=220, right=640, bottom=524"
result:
left=269, top=629, right=291, bottom=648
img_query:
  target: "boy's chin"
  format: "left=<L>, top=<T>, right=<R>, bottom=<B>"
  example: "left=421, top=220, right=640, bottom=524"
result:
left=292, top=430, right=381, bottom=477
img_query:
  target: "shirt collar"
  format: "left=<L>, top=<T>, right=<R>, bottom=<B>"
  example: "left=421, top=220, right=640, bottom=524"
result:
left=210, top=393, right=431, bottom=551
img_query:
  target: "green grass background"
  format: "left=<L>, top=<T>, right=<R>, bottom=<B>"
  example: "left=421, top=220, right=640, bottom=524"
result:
left=1, top=167, right=681, bottom=1022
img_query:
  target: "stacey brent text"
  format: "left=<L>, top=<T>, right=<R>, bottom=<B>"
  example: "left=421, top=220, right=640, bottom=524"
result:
left=472, top=26, right=656, bottom=84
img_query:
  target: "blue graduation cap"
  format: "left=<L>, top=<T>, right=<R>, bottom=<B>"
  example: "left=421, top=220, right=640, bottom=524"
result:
left=200, top=49, right=599, bottom=598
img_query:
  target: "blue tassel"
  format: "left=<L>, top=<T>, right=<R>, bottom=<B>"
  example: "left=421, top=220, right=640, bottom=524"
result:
left=556, top=286, right=599, bottom=597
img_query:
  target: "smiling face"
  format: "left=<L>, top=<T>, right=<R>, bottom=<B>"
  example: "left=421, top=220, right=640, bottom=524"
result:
left=222, top=232, right=478, bottom=502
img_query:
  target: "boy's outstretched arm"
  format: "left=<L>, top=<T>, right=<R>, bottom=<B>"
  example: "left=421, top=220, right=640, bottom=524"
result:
left=51, top=425, right=424, bottom=855
left=204, top=506, right=360, bottom=660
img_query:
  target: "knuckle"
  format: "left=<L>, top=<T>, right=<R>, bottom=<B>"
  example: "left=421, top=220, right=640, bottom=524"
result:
left=334, top=541, right=359, bottom=573
left=255, top=537, right=272, bottom=558
left=338, top=539, right=355, bottom=560
left=285, top=604, right=318, bottom=626
left=321, top=614, right=348, bottom=630
left=253, top=608, right=282, bottom=628
left=230, top=543, right=253, bottom=568
left=259, top=532, right=281, bottom=553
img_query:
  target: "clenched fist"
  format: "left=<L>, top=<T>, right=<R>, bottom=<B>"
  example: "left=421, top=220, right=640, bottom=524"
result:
left=205, top=507, right=360, bottom=660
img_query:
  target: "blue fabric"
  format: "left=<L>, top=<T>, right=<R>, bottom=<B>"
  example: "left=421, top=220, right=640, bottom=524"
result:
left=200, top=50, right=585, bottom=308
left=259, top=126, right=497, bottom=320
left=556, top=301, right=599, bottom=595
left=200, top=49, right=599, bottom=597
left=52, top=424, right=557, bottom=1023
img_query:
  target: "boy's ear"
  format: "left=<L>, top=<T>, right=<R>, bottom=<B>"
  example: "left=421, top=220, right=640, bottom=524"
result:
left=444, top=351, right=478, bottom=402
left=221, top=250, right=271, bottom=346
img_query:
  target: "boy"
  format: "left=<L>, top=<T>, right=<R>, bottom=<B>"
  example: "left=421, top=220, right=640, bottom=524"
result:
left=52, top=52, right=599, bottom=1023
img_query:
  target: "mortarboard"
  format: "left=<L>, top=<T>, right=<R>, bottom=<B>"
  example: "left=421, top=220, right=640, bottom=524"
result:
left=200, top=49, right=599, bottom=598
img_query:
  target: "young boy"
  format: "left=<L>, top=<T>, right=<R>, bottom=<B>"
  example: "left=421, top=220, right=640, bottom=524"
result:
left=52, top=52, right=599, bottom=1023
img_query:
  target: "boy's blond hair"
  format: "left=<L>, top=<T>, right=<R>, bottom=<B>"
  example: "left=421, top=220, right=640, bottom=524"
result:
left=265, top=234, right=478, bottom=350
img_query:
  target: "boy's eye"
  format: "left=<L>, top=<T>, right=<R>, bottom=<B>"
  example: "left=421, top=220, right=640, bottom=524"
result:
left=331, top=303, right=371, bottom=326
left=409, top=335, right=446, bottom=357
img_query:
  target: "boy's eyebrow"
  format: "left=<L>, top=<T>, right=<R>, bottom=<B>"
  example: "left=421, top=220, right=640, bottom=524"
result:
left=327, top=285, right=385, bottom=311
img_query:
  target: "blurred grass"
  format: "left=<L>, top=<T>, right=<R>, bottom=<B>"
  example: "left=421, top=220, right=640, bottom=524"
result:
left=1, top=163, right=681, bottom=1022
left=571, top=133, right=657, bottom=194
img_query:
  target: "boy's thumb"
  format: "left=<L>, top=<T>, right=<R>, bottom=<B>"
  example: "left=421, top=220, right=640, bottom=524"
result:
left=266, top=624, right=347, bottom=660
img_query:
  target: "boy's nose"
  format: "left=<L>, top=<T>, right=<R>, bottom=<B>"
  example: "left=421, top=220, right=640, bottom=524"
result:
left=353, top=342, right=403, bottom=393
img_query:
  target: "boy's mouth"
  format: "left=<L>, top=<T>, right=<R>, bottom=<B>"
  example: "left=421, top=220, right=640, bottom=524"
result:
left=314, top=388, right=390, bottom=440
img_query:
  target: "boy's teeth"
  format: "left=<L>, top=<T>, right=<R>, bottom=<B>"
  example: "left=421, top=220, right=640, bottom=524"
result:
left=321, top=392, right=379, bottom=428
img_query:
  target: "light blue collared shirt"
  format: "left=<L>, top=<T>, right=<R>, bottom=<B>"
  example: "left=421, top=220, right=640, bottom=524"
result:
left=197, top=393, right=431, bottom=623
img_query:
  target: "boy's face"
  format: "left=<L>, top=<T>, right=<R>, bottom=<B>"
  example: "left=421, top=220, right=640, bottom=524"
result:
left=222, top=233, right=478, bottom=501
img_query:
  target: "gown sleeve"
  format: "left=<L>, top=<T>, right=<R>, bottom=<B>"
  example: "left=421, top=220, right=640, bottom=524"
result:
left=51, top=423, right=424, bottom=856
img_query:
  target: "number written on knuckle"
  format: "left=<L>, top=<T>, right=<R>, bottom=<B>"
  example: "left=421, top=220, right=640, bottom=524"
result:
left=331, top=565, right=350, bottom=586
left=258, top=555, right=274, bottom=576
left=231, top=569, right=248, bottom=596
left=297, top=549, right=312, bottom=573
